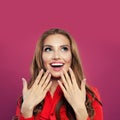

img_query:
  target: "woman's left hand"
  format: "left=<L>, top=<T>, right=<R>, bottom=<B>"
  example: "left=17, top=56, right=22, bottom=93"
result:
left=58, top=67, right=87, bottom=112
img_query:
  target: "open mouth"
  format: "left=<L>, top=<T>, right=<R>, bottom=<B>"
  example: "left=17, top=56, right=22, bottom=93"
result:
left=50, top=63, right=64, bottom=67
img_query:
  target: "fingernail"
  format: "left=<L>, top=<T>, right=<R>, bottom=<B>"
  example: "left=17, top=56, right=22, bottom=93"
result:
left=40, top=69, right=44, bottom=72
left=22, top=78, right=25, bottom=81
left=83, top=78, right=86, bottom=82
left=49, top=73, right=51, bottom=76
left=22, top=78, right=25, bottom=84
left=63, top=69, right=66, bottom=72
left=47, top=69, right=50, bottom=73
left=60, top=72, right=63, bottom=75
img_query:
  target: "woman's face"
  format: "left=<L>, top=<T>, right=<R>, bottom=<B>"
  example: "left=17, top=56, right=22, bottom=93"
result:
left=42, top=34, right=72, bottom=78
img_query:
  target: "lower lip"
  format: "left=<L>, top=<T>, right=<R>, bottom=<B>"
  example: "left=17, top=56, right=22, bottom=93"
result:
left=52, top=66, right=63, bottom=71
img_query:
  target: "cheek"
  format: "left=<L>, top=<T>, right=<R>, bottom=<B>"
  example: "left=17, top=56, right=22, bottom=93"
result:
left=42, top=54, right=52, bottom=65
left=63, top=53, right=72, bottom=64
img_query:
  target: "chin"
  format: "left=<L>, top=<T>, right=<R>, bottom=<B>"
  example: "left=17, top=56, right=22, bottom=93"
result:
left=52, top=73, right=61, bottom=78
left=51, top=72, right=61, bottom=79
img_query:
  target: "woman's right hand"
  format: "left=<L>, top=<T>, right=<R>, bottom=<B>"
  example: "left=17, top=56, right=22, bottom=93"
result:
left=21, top=69, right=52, bottom=118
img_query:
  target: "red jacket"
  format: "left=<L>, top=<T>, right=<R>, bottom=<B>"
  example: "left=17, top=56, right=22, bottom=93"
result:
left=14, top=86, right=103, bottom=120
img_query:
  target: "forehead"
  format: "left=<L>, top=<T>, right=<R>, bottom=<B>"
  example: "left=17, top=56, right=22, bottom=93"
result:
left=43, top=34, right=70, bottom=46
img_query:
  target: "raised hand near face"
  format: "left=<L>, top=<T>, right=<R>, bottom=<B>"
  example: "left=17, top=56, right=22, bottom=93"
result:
left=21, top=69, right=52, bottom=118
left=58, top=68, right=88, bottom=120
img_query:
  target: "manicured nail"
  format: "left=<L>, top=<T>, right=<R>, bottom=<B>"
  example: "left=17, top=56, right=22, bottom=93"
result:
left=22, top=78, right=25, bottom=81
left=83, top=78, right=86, bottom=82
left=69, top=67, right=71, bottom=70
left=22, top=78, right=26, bottom=85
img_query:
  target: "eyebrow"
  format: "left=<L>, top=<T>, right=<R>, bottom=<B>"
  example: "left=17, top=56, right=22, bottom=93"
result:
left=43, top=45, right=70, bottom=48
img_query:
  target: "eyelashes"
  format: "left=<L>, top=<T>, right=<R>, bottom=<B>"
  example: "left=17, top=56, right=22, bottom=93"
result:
left=61, top=47, right=69, bottom=51
left=43, top=46, right=69, bottom=52
left=43, top=47, right=52, bottom=52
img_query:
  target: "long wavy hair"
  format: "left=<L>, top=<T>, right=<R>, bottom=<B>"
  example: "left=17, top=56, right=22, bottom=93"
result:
left=19, top=28, right=102, bottom=120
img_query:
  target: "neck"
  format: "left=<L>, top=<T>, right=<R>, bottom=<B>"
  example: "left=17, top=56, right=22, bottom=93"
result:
left=49, top=77, right=61, bottom=97
left=51, top=76, right=61, bottom=80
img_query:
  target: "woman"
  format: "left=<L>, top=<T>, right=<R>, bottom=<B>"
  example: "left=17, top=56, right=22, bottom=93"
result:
left=13, top=28, right=103, bottom=120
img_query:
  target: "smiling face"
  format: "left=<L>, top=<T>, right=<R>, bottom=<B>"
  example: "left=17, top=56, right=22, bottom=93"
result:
left=42, top=34, right=72, bottom=78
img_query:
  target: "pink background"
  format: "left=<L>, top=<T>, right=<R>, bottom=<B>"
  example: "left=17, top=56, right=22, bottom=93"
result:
left=0, top=0, right=120, bottom=119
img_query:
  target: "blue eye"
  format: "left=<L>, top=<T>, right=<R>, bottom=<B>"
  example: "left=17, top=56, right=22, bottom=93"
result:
left=61, top=47, right=68, bottom=51
left=44, top=47, right=52, bottom=52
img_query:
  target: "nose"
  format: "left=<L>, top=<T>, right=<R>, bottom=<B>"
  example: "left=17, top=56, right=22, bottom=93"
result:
left=52, top=51, right=60, bottom=60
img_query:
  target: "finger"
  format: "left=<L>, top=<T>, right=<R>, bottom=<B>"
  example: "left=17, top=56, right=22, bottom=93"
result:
left=39, top=70, right=50, bottom=86
left=58, top=80, right=67, bottom=95
left=68, top=68, right=77, bottom=86
left=43, top=81, right=52, bottom=94
left=34, top=69, right=44, bottom=86
left=22, top=78, right=28, bottom=94
left=42, top=73, right=51, bottom=90
left=61, top=72, right=69, bottom=90
left=81, top=78, right=86, bottom=93
left=63, top=69, right=72, bottom=87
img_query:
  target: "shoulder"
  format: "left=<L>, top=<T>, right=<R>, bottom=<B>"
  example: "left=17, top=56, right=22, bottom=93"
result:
left=16, top=96, right=23, bottom=107
left=87, top=85, right=102, bottom=102
left=90, top=86, right=101, bottom=100
left=89, top=86, right=103, bottom=119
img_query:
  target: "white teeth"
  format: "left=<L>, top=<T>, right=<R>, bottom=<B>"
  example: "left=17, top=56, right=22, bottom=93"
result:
left=51, top=63, right=64, bottom=67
